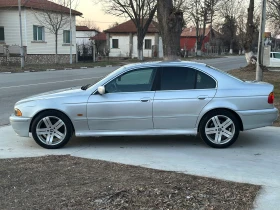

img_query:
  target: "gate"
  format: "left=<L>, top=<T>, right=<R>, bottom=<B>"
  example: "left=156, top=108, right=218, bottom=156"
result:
left=77, top=44, right=93, bottom=62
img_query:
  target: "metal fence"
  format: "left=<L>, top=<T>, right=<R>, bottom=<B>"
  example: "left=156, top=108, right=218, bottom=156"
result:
left=77, top=44, right=93, bottom=62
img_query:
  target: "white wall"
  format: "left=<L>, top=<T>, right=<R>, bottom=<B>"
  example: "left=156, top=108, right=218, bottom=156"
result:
left=109, top=34, right=130, bottom=57
left=0, top=8, right=77, bottom=55
left=109, top=33, right=163, bottom=58
left=76, top=31, right=97, bottom=45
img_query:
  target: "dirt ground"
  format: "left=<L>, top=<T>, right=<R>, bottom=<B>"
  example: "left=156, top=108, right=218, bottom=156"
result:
left=229, top=65, right=280, bottom=126
left=0, top=155, right=260, bottom=210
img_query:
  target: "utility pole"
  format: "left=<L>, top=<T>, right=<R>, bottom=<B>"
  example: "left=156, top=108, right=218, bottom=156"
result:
left=18, top=0, right=25, bottom=68
left=70, top=0, right=73, bottom=64
left=256, top=0, right=267, bottom=81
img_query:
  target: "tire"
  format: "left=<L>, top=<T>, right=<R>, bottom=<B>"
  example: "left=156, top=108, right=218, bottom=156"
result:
left=31, top=110, right=73, bottom=149
left=199, top=110, right=240, bottom=148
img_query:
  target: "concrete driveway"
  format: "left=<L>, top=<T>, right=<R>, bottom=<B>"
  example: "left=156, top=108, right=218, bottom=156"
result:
left=0, top=125, right=280, bottom=209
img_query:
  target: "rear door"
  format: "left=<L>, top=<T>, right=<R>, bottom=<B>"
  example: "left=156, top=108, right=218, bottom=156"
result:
left=153, top=67, right=217, bottom=130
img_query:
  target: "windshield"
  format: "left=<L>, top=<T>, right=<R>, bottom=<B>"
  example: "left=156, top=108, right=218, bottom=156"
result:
left=206, top=65, right=244, bottom=82
left=81, top=66, right=126, bottom=90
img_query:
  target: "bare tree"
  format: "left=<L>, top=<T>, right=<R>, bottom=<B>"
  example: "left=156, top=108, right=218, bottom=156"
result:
left=77, top=18, right=100, bottom=31
left=267, top=0, right=280, bottom=50
left=33, top=0, right=80, bottom=63
left=186, top=0, right=221, bottom=56
left=96, top=0, right=157, bottom=60
left=107, top=22, right=119, bottom=29
left=157, top=0, right=183, bottom=60
left=243, top=0, right=255, bottom=64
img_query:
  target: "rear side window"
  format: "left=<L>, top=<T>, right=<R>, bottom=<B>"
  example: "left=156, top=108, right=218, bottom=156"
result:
left=160, top=67, right=196, bottom=90
left=275, top=53, right=280, bottom=59
left=196, top=71, right=216, bottom=89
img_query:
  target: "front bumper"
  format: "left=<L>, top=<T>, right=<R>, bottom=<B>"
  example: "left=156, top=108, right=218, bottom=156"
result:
left=9, top=114, right=31, bottom=137
left=237, top=108, right=279, bottom=130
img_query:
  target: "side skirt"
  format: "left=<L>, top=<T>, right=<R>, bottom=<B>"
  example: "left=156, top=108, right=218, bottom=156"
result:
left=75, top=129, right=198, bottom=137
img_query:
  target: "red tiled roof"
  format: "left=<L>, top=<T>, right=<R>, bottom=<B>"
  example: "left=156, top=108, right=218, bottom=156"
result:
left=76, top=26, right=99, bottom=32
left=104, top=19, right=159, bottom=33
left=90, top=32, right=106, bottom=41
left=0, top=0, right=82, bottom=16
left=181, top=27, right=211, bottom=37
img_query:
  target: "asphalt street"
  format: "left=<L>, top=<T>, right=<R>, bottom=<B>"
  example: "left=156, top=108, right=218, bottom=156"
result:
left=0, top=56, right=247, bottom=126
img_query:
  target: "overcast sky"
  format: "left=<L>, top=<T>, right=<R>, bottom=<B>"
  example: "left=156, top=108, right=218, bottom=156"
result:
left=75, top=0, right=126, bottom=31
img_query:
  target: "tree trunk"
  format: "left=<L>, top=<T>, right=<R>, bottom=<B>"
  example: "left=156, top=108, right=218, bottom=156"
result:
left=55, top=32, right=58, bottom=64
left=244, top=0, right=255, bottom=64
left=137, top=29, right=144, bottom=61
left=157, top=0, right=183, bottom=60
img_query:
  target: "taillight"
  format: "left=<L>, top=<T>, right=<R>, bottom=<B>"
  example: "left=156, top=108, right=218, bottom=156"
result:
left=268, top=92, right=274, bottom=104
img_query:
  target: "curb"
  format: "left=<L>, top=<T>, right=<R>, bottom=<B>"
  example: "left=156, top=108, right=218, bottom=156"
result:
left=0, top=72, right=12, bottom=74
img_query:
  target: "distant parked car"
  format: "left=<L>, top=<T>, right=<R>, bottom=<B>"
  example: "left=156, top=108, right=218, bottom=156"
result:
left=269, top=52, right=280, bottom=67
left=10, top=61, right=279, bottom=149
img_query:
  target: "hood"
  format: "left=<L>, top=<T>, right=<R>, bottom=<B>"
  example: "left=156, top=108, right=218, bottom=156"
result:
left=17, top=86, right=84, bottom=104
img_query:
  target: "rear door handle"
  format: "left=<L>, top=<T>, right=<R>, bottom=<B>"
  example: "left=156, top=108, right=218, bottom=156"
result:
left=198, top=95, right=208, bottom=100
left=140, top=98, right=151, bottom=102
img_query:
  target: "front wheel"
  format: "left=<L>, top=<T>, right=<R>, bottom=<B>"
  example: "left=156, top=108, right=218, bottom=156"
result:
left=199, top=110, right=240, bottom=148
left=31, top=111, right=73, bottom=149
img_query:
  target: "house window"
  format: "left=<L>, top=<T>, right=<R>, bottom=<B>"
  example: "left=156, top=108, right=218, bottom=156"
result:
left=112, top=39, right=118, bottom=48
left=145, top=39, right=152, bottom=49
left=63, top=30, right=71, bottom=44
left=0, top=27, right=5, bottom=41
left=33, top=25, right=44, bottom=41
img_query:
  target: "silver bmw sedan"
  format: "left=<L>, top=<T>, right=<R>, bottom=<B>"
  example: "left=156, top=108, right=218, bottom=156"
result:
left=10, top=61, right=279, bottom=149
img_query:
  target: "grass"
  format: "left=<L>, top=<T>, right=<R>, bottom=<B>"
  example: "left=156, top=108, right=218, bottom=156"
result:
left=228, top=66, right=280, bottom=126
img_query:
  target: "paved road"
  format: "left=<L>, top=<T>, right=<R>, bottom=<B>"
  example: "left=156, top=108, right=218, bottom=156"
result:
left=0, top=56, right=247, bottom=125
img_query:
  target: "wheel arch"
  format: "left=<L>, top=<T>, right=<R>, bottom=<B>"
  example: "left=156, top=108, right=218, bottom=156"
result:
left=29, top=109, right=75, bottom=133
left=197, top=108, right=244, bottom=132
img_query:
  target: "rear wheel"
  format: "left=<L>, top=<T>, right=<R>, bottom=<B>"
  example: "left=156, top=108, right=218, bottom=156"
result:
left=31, top=111, right=73, bottom=149
left=199, top=110, right=240, bottom=148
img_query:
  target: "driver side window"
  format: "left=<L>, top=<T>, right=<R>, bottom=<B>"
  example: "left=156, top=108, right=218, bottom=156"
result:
left=105, top=68, right=156, bottom=93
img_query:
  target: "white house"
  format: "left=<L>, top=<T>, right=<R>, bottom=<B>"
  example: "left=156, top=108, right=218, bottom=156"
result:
left=0, top=0, right=82, bottom=64
left=104, top=19, right=163, bottom=58
left=76, top=26, right=99, bottom=45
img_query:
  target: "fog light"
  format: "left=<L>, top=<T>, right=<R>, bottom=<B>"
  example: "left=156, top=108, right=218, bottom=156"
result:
left=15, top=108, right=22, bottom=116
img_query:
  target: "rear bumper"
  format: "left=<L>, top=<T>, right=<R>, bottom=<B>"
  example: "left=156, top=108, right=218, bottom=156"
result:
left=237, top=108, right=279, bottom=130
left=9, top=115, right=31, bottom=137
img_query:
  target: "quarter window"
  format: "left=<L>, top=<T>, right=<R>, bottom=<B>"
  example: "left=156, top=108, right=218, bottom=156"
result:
left=63, top=30, right=71, bottom=43
left=145, top=39, right=152, bottom=49
left=33, top=25, right=44, bottom=41
left=196, top=71, right=216, bottom=89
left=112, top=39, right=119, bottom=48
left=105, top=68, right=156, bottom=93
left=0, top=27, right=4, bottom=41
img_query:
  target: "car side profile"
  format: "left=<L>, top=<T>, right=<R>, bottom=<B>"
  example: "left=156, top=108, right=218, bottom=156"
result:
left=10, top=61, right=278, bottom=149
left=270, top=52, right=280, bottom=67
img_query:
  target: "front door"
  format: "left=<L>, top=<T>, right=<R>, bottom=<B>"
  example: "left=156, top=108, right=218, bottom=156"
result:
left=87, top=67, right=157, bottom=131
left=153, top=67, right=217, bottom=130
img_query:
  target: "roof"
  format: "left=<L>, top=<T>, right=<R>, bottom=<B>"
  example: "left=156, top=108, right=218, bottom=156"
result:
left=181, top=27, right=211, bottom=37
left=264, top=32, right=271, bottom=38
left=0, top=0, right=82, bottom=16
left=104, top=19, right=159, bottom=33
left=90, top=32, right=106, bottom=41
left=76, top=26, right=99, bottom=32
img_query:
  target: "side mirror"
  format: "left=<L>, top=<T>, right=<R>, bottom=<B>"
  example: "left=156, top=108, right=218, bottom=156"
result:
left=97, top=86, right=105, bottom=95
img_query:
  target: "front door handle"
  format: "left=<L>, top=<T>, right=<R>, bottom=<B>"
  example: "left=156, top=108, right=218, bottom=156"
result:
left=140, top=98, right=151, bottom=102
left=198, top=95, right=208, bottom=100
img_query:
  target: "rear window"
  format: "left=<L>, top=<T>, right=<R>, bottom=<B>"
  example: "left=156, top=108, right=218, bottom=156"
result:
left=206, top=65, right=244, bottom=82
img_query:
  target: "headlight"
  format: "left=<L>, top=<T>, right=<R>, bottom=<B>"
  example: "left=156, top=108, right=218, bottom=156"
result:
left=14, top=108, right=22, bottom=116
